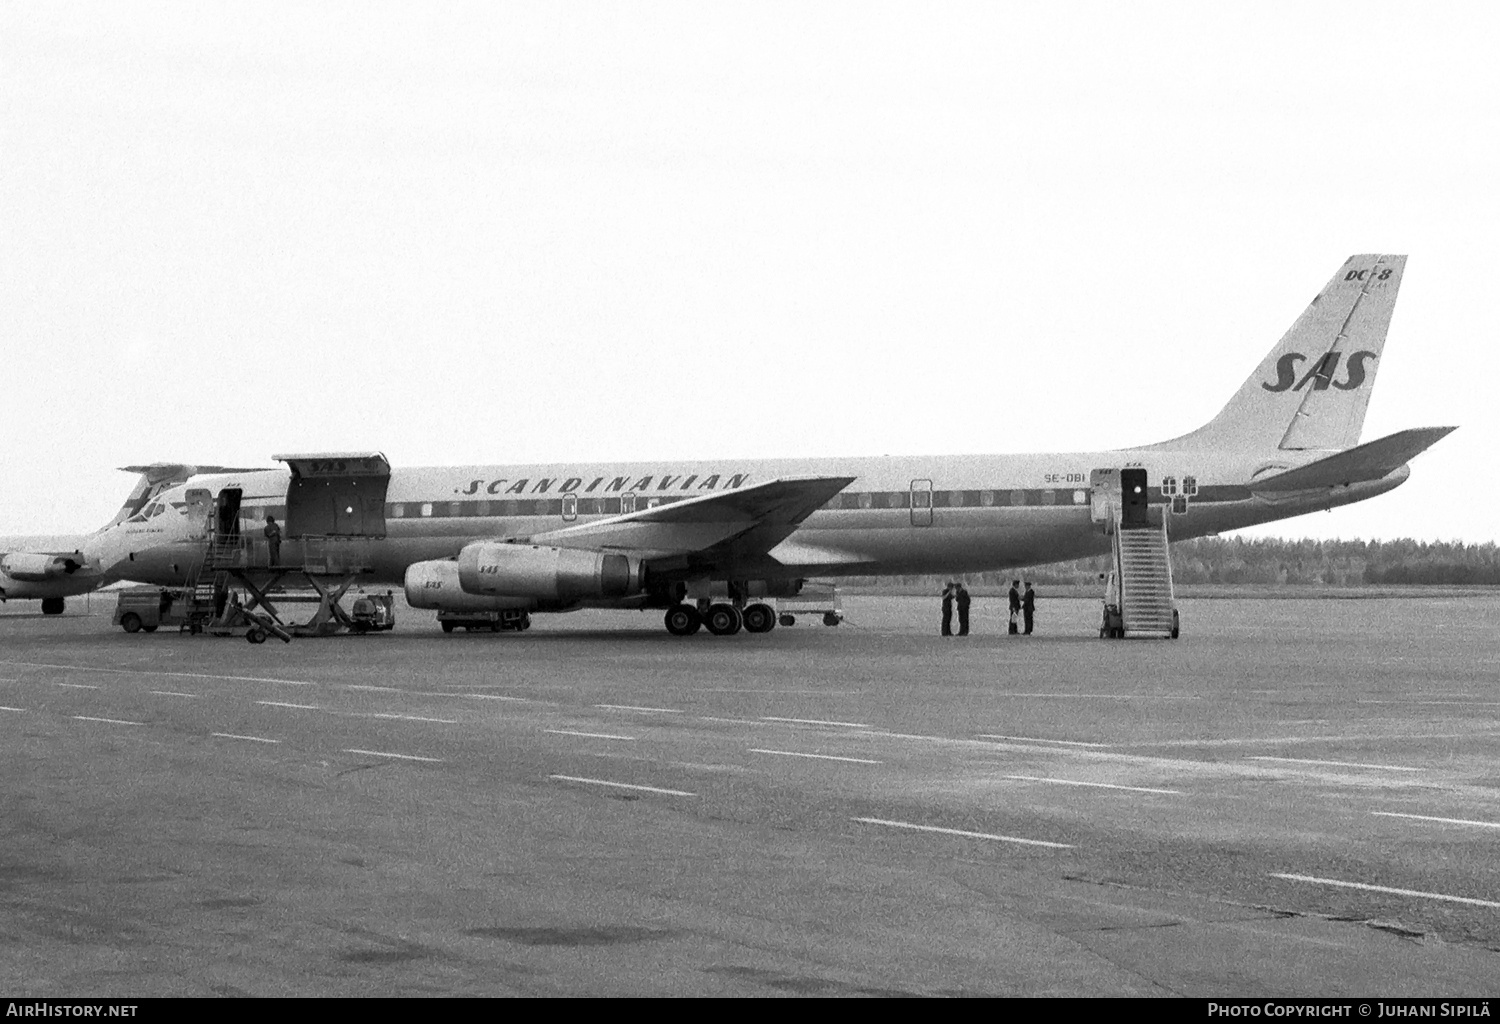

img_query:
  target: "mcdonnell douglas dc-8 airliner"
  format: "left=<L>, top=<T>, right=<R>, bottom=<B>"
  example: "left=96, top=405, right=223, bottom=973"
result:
left=103, top=255, right=1451, bottom=635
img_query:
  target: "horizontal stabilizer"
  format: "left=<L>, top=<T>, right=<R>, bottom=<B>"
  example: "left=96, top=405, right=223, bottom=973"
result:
left=120, top=463, right=267, bottom=482
left=1250, top=427, right=1456, bottom=492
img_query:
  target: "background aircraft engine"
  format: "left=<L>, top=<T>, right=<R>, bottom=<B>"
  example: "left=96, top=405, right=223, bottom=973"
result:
left=404, top=560, right=535, bottom=612
left=0, top=552, right=84, bottom=582
left=457, top=542, right=642, bottom=601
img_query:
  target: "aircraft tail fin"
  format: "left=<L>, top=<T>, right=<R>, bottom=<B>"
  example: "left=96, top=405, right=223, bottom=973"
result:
left=108, top=463, right=263, bottom=527
left=1149, top=254, right=1405, bottom=452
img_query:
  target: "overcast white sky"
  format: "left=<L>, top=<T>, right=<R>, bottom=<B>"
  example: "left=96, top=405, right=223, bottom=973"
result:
left=2, top=2, right=1495, bottom=541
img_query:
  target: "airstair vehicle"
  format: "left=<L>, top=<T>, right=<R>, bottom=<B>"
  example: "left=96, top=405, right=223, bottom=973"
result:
left=181, top=453, right=395, bottom=643
left=1093, top=468, right=1179, bottom=640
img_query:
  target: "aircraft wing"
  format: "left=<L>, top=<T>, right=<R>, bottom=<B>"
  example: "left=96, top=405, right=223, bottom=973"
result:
left=524, top=476, right=856, bottom=560
left=1250, top=426, right=1456, bottom=492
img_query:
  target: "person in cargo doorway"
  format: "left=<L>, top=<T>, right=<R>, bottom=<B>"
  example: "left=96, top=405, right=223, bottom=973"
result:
left=263, top=514, right=282, bottom=567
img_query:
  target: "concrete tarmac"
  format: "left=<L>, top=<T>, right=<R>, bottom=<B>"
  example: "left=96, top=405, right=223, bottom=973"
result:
left=2, top=595, right=1498, bottom=996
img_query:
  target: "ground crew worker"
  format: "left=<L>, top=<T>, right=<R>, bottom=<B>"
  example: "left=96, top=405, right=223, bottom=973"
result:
left=956, top=582, right=971, bottom=636
left=264, top=514, right=282, bottom=566
left=940, top=581, right=955, bottom=636
left=1022, top=582, right=1036, bottom=635
left=1008, top=580, right=1021, bottom=634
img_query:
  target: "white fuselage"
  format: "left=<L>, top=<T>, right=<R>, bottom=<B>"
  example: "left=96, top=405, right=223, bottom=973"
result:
left=108, top=445, right=1405, bottom=590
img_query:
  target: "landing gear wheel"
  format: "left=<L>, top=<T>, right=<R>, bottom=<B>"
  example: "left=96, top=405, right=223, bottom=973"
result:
left=246, top=627, right=266, bottom=645
left=120, top=612, right=142, bottom=634
left=664, top=605, right=702, bottom=636
left=742, top=603, right=776, bottom=634
left=778, top=613, right=796, bottom=627
left=41, top=597, right=64, bottom=616
left=441, top=620, right=456, bottom=633
left=823, top=612, right=842, bottom=627
left=142, top=625, right=158, bottom=633
left=704, top=603, right=743, bottom=636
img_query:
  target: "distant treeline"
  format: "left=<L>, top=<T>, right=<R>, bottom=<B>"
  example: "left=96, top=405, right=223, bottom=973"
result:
left=870, top=537, right=1500, bottom=589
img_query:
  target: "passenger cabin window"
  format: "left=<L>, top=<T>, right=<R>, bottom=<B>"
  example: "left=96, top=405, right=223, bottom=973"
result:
left=980, top=490, right=995, bottom=507
left=1010, top=490, right=1025, bottom=506
left=420, top=502, right=433, bottom=517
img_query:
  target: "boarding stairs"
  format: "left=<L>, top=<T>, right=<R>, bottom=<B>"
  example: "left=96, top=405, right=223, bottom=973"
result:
left=1106, top=511, right=1179, bottom=639
left=179, top=535, right=243, bottom=633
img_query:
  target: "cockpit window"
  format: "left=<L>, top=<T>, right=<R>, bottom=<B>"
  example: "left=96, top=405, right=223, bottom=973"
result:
left=127, top=501, right=168, bottom=524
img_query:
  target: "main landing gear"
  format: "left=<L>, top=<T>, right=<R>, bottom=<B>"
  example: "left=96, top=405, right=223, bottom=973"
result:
left=663, top=601, right=778, bottom=637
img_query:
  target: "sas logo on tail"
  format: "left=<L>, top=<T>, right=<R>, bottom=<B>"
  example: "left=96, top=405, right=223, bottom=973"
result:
left=1261, top=351, right=1377, bottom=393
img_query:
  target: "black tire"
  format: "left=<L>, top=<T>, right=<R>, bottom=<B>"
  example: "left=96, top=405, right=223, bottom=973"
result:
left=142, top=624, right=158, bottom=633
left=120, top=612, right=142, bottom=634
left=823, top=612, right=841, bottom=627
left=41, top=597, right=65, bottom=616
left=704, top=604, right=742, bottom=636
left=441, top=620, right=455, bottom=634
left=779, top=614, right=795, bottom=627
left=742, top=603, right=775, bottom=634
left=664, top=605, right=702, bottom=636
left=246, top=628, right=266, bottom=645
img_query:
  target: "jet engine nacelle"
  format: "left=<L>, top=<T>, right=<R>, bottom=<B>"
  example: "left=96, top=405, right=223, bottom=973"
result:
left=457, top=542, right=642, bottom=601
left=0, top=552, right=84, bottom=582
left=404, top=559, right=535, bottom=612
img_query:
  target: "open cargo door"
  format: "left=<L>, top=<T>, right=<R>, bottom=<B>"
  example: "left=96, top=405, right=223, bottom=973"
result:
left=274, top=453, right=391, bottom=538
